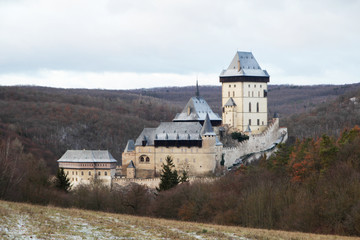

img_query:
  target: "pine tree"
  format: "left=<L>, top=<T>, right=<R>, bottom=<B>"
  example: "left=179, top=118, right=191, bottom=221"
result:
left=157, top=156, right=179, bottom=191
left=179, top=170, right=189, bottom=183
left=55, top=168, right=71, bottom=192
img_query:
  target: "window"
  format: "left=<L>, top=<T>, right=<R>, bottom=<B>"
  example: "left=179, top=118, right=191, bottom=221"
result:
left=229, top=84, right=231, bottom=88
left=248, top=91, right=250, bottom=97
left=254, top=85, right=256, bottom=88
left=81, top=171, right=83, bottom=176
left=146, top=157, right=150, bottom=162
left=89, top=171, right=91, bottom=176
left=249, top=102, right=251, bottom=112
left=260, top=85, right=262, bottom=88
left=252, top=91, right=254, bottom=97
left=98, top=172, right=101, bottom=176
left=248, top=84, right=250, bottom=87
left=105, top=171, right=107, bottom=176
left=140, top=156, right=145, bottom=162
left=72, top=171, right=74, bottom=175
left=257, top=119, right=260, bottom=125
left=262, top=121, right=264, bottom=125
left=264, top=89, right=268, bottom=97
left=234, top=84, right=236, bottom=87
left=257, top=102, right=259, bottom=112
left=228, top=92, right=230, bottom=97
left=233, top=91, right=235, bottom=97
left=249, top=119, right=252, bottom=125
left=258, top=91, right=260, bottom=97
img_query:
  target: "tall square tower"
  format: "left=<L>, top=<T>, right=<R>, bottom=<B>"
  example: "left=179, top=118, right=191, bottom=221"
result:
left=220, top=51, right=269, bottom=134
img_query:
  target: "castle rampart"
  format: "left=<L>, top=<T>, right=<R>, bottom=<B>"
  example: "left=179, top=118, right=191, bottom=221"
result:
left=222, top=118, right=287, bottom=168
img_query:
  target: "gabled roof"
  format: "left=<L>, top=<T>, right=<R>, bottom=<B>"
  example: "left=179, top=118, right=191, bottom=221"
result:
left=220, top=51, right=269, bottom=78
left=200, top=114, right=216, bottom=136
left=124, top=140, right=135, bottom=152
left=57, top=150, right=117, bottom=163
left=135, top=122, right=203, bottom=146
left=173, top=96, right=221, bottom=123
left=225, top=97, right=236, bottom=107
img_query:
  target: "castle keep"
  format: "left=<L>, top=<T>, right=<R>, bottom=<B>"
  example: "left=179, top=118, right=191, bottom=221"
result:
left=220, top=52, right=269, bottom=134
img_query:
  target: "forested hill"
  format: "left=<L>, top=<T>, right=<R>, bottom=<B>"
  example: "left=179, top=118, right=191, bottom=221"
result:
left=0, top=83, right=360, bottom=173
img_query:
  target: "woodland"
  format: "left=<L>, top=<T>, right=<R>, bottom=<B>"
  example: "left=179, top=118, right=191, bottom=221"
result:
left=1, top=84, right=360, bottom=236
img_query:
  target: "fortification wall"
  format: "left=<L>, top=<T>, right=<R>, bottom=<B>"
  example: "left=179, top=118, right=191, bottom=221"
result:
left=223, top=118, right=287, bottom=168
left=112, top=177, right=217, bottom=189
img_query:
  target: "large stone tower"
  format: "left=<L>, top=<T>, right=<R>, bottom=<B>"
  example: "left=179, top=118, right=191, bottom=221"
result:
left=220, top=51, right=269, bottom=134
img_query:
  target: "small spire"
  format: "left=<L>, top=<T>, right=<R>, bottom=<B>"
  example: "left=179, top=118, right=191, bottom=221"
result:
left=195, top=79, right=200, bottom=97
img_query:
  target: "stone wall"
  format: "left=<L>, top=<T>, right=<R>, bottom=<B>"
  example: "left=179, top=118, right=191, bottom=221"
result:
left=222, top=118, right=288, bottom=168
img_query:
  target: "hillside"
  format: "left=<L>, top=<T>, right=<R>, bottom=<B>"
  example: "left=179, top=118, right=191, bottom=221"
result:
left=0, top=200, right=356, bottom=240
left=0, top=83, right=360, bottom=172
left=282, top=87, right=360, bottom=139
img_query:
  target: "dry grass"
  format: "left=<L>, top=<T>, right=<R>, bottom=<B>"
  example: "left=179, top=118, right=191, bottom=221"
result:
left=0, top=200, right=359, bottom=240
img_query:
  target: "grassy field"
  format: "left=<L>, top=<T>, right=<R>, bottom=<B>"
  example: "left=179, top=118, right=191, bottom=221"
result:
left=0, top=200, right=359, bottom=240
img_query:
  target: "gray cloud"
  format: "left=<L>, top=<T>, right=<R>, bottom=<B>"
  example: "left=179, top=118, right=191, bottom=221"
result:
left=0, top=0, right=359, bottom=88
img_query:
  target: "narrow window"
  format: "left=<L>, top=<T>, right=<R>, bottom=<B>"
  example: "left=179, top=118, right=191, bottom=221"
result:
left=234, top=84, right=236, bottom=87
left=105, top=171, right=107, bottom=176
left=248, top=91, right=250, bottom=97
left=257, top=102, right=259, bottom=112
left=262, top=121, right=264, bottom=125
left=249, top=102, right=251, bottom=112
left=252, top=91, right=254, bottom=97
left=81, top=171, right=84, bottom=176
left=146, top=157, right=150, bottom=162
left=233, top=91, right=235, bottom=97
left=229, top=84, right=231, bottom=88
left=258, top=91, right=260, bottom=97
left=257, top=119, right=260, bottom=125
left=254, top=85, right=256, bottom=88
left=89, top=171, right=91, bottom=176
left=249, top=119, right=252, bottom=125
left=228, top=92, right=230, bottom=97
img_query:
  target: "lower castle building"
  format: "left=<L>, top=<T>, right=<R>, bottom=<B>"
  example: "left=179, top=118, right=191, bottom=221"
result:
left=122, top=114, right=223, bottom=178
left=57, top=150, right=117, bottom=188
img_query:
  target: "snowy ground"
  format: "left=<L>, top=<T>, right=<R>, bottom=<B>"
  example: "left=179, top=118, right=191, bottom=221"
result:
left=0, top=200, right=356, bottom=240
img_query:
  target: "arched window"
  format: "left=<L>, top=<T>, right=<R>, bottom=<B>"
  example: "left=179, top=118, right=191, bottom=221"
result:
left=140, top=156, right=145, bottom=162
left=249, top=102, right=251, bottom=112
left=81, top=171, right=84, bottom=176
left=105, top=171, right=107, bottom=176
left=139, top=155, right=149, bottom=163
left=146, top=157, right=150, bottom=162
left=98, top=172, right=101, bottom=176
left=257, top=102, right=259, bottom=112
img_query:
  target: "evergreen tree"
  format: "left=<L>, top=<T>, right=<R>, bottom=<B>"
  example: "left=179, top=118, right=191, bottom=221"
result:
left=55, top=168, right=71, bottom=192
left=179, top=170, right=189, bottom=183
left=157, top=156, right=179, bottom=191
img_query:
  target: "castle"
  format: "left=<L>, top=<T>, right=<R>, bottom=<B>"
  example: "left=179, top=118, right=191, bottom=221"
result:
left=57, top=51, right=287, bottom=188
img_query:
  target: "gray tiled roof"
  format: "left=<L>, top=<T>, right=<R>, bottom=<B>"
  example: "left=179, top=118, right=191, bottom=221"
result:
left=220, top=51, right=269, bottom=77
left=225, top=97, right=236, bottom=107
left=135, top=122, right=203, bottom=146
left=201, top=114, right=216, bottom=136
left=57, top=150, right=117, bottom=163
left=127, top=160, right=135, bottom=168
left=173, top=96, right=221, bottom=122
left=124, top=140, right=135, bottom=152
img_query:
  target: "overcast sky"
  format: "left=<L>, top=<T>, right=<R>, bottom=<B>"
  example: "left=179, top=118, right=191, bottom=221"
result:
left=0, top=0, right=359, bottom=90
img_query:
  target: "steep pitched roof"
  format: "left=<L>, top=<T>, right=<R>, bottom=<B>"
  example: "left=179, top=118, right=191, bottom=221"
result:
left=124, top=140, right=135, bottom=152
left=173, top=96, right=221, bottom=123
left=135, top=122, right=203, bottom=146
left=200, top=114, right=216, bottom=136
left=127, top=160, right=135, bottom=168
left=225, top=97, right=236, bottom=107
left=220, top=51, right=269, bottom=78
left=57, top=150, right=117, bottom=163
